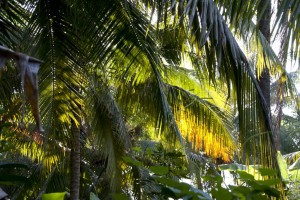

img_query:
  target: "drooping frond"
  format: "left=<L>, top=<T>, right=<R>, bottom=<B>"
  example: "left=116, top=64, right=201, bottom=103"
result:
left=81, top=0, right=187, bottom=150
left=207, top=0, right=299, bottom=73
left=137, top=0, right=279, bottom=169
left=85, top=78, right=131, bottom=192
left=274, top=0, right=300, bottom=64
left=154, top=64, right=235, bottom=161
left=231, top=21, right=296, bottom=105
left=20, top=0, right=85, bottom=144
left=119, top=75, right=235, bottom=162
left=169, top=85, right=235, bottom=162
left=0, top=0, right=26, bottom=47
left=214, top=0, right=259, bottom=32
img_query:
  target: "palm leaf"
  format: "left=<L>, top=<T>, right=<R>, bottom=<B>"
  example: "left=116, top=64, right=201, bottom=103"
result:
left=274, top=0, right=300, bottom=64
left=0, top=0, right=26, bottom=47
left=140, top=0, right=280, bottom=170
left=86, top=79, right=131, bottom=192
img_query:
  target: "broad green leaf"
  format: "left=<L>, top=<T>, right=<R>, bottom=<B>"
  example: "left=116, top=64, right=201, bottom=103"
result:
left=257, top=168, right=277, bottom=176
left=41, top=192, right=66, bottom=200
left=263, top=187, right=281, bottom=197
left=246, top=180, right=280, bottom=197
left=277, top=151, right=289, bottom=181
left=122, top=156, right=143, bottom=167
left=155, top=177, right=190, bottom=192
left=246, top=180, right=266, bottom=190
left=256, top=179, right=281, bottom=186
left=149, top=166, right=169, bottom=175
left=211, top=187, right=232, bottom=200
left=229, top=185, right=252, bottom=196
left=237, top=170, right=255, bottom=181
left=249, top=194, right=269, bottom=200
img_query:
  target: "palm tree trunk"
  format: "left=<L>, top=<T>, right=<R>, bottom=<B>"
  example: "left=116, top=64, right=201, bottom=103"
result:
left=70, top=119, right=81, bottom=200
left=258, top=0, right=271, bottom=110
left=258, top=2, right=287, bottom=194
left=273, top=0, right=288, bottom=151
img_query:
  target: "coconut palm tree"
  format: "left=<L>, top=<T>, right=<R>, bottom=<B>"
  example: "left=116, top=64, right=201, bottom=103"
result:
left=0, top=0, right=299, bottom=198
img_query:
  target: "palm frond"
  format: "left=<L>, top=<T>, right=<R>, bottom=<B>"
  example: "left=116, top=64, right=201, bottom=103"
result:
left=274, top=0, right=300, bottom=64
left=233, top=21, right=296, bottom=102
left=83, top=0, right=186, bottom=150
left=2, top=0, right=296, bottom=197
left=86, top=78, right=131, bottom=192
left=214, top=0, right=259, bottom=32
left=0, top=0, right=26, bottom=47
left=140, top=0, right=279, bottom=169
left=168, top=84, right=235, bottom=162
left=19, top=0, right=85, bottom=144
left=119, top=76, right=235, bottom=162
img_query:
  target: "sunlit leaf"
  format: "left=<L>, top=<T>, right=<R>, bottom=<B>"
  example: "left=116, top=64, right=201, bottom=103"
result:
left=41, top=192, right=66, bottom=200
left=277, top=151, right=289, bottom=181
left=149, top=166, right=169, bottom=175
left=289, top=158, right=300, bottom=171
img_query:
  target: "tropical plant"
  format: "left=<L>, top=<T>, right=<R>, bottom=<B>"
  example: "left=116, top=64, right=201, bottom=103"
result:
left=281, top=151, right=300, bottom=200
left=0, top=0, right=299, bottom=199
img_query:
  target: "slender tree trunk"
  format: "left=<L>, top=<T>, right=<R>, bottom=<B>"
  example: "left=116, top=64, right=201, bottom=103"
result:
left=258, top=3, right=287, bottom=194
left=273, top=0, right=288, bottom=151
left=258, top=0, right=271, bottom=110
left=70, top=119, right=81, bottom=200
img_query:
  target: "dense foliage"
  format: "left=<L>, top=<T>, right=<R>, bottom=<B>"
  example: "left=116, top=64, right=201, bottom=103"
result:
left=0, top=0, right=299, bottom=199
